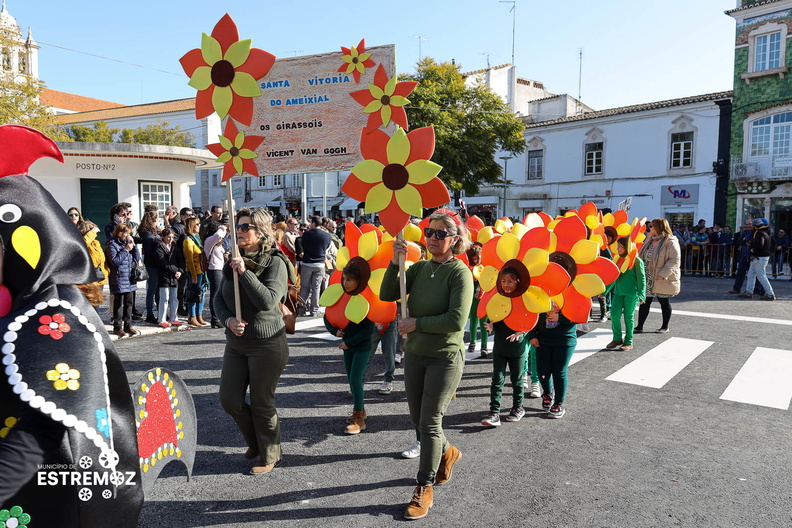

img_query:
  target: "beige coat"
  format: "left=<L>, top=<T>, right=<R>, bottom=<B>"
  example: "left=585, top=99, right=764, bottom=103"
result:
left=639, top=234, right=681, bottom=296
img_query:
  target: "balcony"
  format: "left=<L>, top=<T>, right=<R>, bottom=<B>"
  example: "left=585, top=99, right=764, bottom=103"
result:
left=284, top=186, right=302, bottom=199
left=731, top=155, right=792, bottom=182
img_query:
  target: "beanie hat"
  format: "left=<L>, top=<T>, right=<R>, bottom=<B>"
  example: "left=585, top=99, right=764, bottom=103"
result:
left=752, top=218, right=766, bottom=227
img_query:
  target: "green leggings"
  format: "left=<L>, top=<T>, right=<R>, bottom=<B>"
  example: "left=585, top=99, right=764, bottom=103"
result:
left=521, top=343, right=539, bottom=383
left=611, top=294, right=639, bottom=345
left=468, top=298, right=487, bottom=345
left=535, top=341, right=576, bottom=403
left=404, top=350, right=464, bottom=485
left=490, top=352, right=527, bottom=412
left=344, top=344, right=371, bottom=411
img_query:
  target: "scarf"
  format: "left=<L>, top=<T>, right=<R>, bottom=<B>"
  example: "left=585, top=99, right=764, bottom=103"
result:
left=187, top=233, right=203, bottom=250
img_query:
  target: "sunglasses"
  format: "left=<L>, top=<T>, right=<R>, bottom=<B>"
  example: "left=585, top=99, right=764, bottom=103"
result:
left=68, top=213, right=80, bottom=217
left=235, top=223, right=257, bottom=232
left=424, top=228, right=452, bottom=240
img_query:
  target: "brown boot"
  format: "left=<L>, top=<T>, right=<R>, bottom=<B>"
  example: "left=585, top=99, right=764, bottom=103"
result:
left=345, top=409, right=367, bottom=424
left=250, top=458, right=275, bottom=475
left=404, top=484, right=433, bottom=520
left=435, top=444, right=461, bottom=485
left=187, top=316, right=200, bottom=327
left=345, top=410, right=366, bottom=434
left=196, top=315, right=210, bottom=326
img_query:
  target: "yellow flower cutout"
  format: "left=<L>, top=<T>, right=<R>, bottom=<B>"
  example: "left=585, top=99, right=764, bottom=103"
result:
left=338, top=39, right=376, bottom=82
left=46, top=362, right=81, bottom=391
left=1, top=416, right=18, bottom=438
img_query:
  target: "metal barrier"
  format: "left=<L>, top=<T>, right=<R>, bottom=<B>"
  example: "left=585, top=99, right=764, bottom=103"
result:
left=676, top=244, right=791, bottom=277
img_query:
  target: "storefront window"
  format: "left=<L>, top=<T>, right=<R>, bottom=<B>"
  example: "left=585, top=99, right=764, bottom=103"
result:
left=666, top=212, right=693, bottom=228
left=741, top=197, right=765, bottom=226
left=770, top=197, right=792, bottom=233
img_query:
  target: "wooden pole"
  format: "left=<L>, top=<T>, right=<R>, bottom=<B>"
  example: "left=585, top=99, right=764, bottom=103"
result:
left=225, top=180, right=242, bottom=321
left=397, top=231, right=408, bottom=320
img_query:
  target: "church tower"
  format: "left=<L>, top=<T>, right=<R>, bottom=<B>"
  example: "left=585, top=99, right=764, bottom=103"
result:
left=0, top=0, right=39, bottom=81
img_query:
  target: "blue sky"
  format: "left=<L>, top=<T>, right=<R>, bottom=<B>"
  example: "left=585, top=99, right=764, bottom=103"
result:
left=8, top=0, right=737, bottom=111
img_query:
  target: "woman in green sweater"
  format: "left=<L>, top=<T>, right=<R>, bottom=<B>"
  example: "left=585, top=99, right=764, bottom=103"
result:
left=604, top=237, right=646, bottom=351
left=215, top=208, right=292, bottom=475
left=382, top=212, right=473, bottom=521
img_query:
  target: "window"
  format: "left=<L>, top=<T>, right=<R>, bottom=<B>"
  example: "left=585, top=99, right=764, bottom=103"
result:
left=259, top=175, right=267, bottom=187
left=1, top=50, right=9, bottom=71
left=584, top=142, right=603, bottom=175
left=750, top=112, right=792, bottom=157
left=273, top=174, right=282, bottom=187
left=670, top=132, right=694, bottom=168
left=754, top=32, right=782, bottom=72
left=139, top=182, right=172, bottom=215
left=527, top=150, right=543, bottom=180
left=18, top=54, right=25, bottom=74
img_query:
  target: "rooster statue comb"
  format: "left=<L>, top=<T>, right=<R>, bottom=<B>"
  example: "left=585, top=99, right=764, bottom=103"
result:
left=0, top=125, right=143, bottom=526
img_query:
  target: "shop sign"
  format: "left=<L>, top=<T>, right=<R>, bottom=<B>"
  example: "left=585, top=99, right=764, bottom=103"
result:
left=660, top=184, right=699, bottom=205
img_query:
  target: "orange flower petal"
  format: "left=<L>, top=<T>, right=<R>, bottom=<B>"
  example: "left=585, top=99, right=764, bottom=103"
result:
left=341, top=174, right=376, bottom=203
left=326, top=295, right=351, bottom=329
left=503, top=296, right=539, bottom=332
left=373, top=64, right=388, bottom=87
left=480, top=237, right=504, bottom=270
left=228, top=94, right=254, bottom=126
left=195, top=86, right=216, bottom=120
left=404, top=127, right=436, bottom=165
left=477, top=289, right=497, bottom=319
left=553, top=215, right=587, bottom=254
left=558, top=287, right=592, bottom=323
left=237, top=48, right=276, bottom=81
left=412, top=177, right=450, bottom=209
left=211, top=14, right=240, bottom=54
left=578, top=202, right=598, bottom=218
left=362, top=288, right=397, bottom=323
left=393, top=80, right=419, bottom=97
left=350, top=89, right=374, bottom=106
left=343, top=222, right=362, bottom=258
left=390, top=106, right=410, bottom=131
left=179, top=48, right=206, bottom=78
left=359, top=129, right=390, bottom=163
left=241, top=158, right=258, bottom=177
left=378, top=198, right=412, bottom=237
left=369, top=239, right=394, bottom=269
left=577, top=257, right=620, bottom=286
left=531, top=261, right=571, bottom=297
left=221, top=161, right=236, bottom=182
left=520, top=226, right=550, bottom=253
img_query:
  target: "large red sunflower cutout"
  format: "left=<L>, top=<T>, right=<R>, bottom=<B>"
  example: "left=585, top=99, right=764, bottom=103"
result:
left=338, top=39, right=376, bottom=83
left=476, top=224, right=572, bottom=332
left=546, top=215, right=621, bottom=323
left=350, top=64, right=418, bottom=134
left=319, top=222, right=421, bottom=329
left=205, top=120, right=265, bottom=182
left=179, top=14, right=276, bottom=125
left=341, top=127, right=450, bottom=237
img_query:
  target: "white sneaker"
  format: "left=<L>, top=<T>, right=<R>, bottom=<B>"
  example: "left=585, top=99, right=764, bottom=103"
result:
left=378, top=382, right=393, bottom=395
left=394, top=353, right=402, bottom=365
left=528, top=382, right=541, bottom=398
left=401, top=441, right=421, bottom=459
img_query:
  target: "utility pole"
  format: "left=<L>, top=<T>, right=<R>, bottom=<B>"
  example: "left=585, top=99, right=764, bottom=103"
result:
left=499, top=155, right=513, bottom=218
left=413, top=35, right=427, bottom=62
left=500, top=1, right=516, bottom=65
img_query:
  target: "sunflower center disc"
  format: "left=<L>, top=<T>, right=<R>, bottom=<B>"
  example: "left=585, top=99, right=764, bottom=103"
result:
left=380, top=95, right=391, bottom=106
left=382, top=164, right=409, bottom=191
left=211, top=60, right=236, bottom=88
left=229, top=147, right=240, bottom=157
left=352, top=57, right=359, bottom=64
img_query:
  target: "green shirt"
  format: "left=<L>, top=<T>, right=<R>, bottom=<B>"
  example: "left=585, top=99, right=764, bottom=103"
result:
left=381, top=258, right=473, bottom=361
left=605, top=257, right=646, bottom=302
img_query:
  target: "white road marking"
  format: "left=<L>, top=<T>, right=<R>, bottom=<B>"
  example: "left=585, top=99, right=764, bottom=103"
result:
left=605, top=337, right=714, bottom=388
left=648, top=307, right=792, bottom=326
left=308, top=332, right=339, bottom=342
left=720, top=347, right=792, bottom=410
left=295, top=318, right=326, bottom=331
left=570, top=328, right=614, bottom=366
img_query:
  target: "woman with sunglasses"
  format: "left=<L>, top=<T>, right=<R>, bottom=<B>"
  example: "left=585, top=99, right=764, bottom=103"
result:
left=215, top=208, right=294, bottom=475
left=381, top=211, right=473, bottom=521
left=183, top=216, right=210, bottom=327
left=67, top=207, right=83, bottom=225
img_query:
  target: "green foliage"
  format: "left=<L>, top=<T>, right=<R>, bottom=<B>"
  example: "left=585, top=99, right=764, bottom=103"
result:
left=69, top=120, right=196, bottom=147
left=400, top=58, right=525, bottom=195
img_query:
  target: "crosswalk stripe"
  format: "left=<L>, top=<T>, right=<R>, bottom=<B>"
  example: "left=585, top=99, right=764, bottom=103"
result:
left=605, top=337, right=714, bottom=388
left=295, top=318, right=325, bottom=331
left=570, top=329, right=613, bottom=366
left=308, top=331, right=338, bottom=342
left=647, top=307, right=792, bottom=326
left=720, top=347, right=792, bottom=410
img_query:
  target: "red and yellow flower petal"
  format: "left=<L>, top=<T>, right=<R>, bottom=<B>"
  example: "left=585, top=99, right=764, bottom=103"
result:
left=237, top=48, right=276, bottom=80
left=345, top=293, right=370, bottom=323
left=326, top=295, right=351, bottom=329
left=523, top=285, right=552, bottom=313
left=485, top=293, right=512, bottom=322
left=188, top=66, right=213, bottom=91
left=569, top=239, right=600, bottom=265
left=553, top=216, right=587, bottom=254
left=241, top=158, right=258, bottom=177
left=228, top=94, right=254, bottom=126
left=481, top=238, right=504, bottom=271
left=179, top=48, right=206, bottom=78
left=522, top=248, right=549, bottom=276
left=412, top=176, right=450, bottom=209
left=558, top=287, right=592, bottom=323
left=577, top=257, right=620, bottom=286
left=364, top=184, right=393, bottom=214
left=378, top=199, right=412, bottom=237
left=573, top=273, right=606, bottom=297
left=406, top=159, right=442, bottom=185
left=478, top=265, right=499, bottom=293
left=477, top=289, right=497, bottom=319
left=362, top=288, right=397, bottom=323
left=504, top=296, right=539, bottom=332
left=394, top=185, right=423, bottom=218
left=319, top=283, right=345, bottom=307
left=404, top=127, right=435, bottom=164
left=496, top=233, right=521, bottom=263
left=210, top=14, right=240, bottom=54
left=194, top=86, right=216, bottom=120
left=212, top=86, right=233, bottom=119
left=531, top=262, right=571, bottom=297
left=358, top=230, right=379, bottom=260
left=337, top=246, right=351, bottom=269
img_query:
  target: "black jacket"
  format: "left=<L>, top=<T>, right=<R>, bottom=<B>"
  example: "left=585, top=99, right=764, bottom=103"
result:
left=155, top=242, right=183, bottom=287
left=750, top=227, right=773, bottom=257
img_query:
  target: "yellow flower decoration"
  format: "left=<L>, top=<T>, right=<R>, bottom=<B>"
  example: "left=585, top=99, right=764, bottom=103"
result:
left=0, top=416, right=18, bottom=438
left=338, top=39, right=376, bottom=82
left=46, top=362, right=80, bottom=391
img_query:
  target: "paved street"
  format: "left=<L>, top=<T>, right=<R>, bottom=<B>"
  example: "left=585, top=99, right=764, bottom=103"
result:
left=114, top=277, right=792, bottom=527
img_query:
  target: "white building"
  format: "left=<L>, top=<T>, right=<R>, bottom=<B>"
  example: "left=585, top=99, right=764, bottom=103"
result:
left=0, top=0, right=38, bottom=81
left=468, top=91, right=733, bottom=226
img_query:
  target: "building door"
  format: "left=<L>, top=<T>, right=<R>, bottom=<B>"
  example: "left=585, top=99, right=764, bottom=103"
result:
left=80, top=178, right=117, bottom=244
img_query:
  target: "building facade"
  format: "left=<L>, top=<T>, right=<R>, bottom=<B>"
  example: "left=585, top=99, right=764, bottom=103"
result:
left=471, top=92, right=733, bottom=226
left=727, top=0, right=792, bottom=234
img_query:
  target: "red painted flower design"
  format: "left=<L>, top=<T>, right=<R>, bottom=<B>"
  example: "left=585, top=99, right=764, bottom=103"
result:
left=179, top=14, right=276, bottom=125
left=350, top=64, right=418, bottom=134
left=38, top=314, right=71, bottom=340
left=206, top=120, right=265, bottom=182
left=338, top=39, right=376, bottom=83
left=341, top=127, right=450, bottom=236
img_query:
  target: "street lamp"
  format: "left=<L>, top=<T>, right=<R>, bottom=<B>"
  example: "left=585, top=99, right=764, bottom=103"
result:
left=499, top=155, right=513, bottom=219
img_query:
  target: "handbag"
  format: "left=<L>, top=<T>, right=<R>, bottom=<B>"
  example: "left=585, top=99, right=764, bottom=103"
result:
left=130, top=259, right=149, bottom=282
left=280, top=284, right=302, bottom=334
left=185, top=283, right=203, bottom=303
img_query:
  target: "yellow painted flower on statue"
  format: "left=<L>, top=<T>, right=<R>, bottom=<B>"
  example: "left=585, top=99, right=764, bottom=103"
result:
left=46, top=362, right=80, bottom=391
left=179, top=14, right=276, bottom=125
left=476, top=224, right=571, bottom=332
left=319, top=222, right=421, bottom=328
left=338, top=39, right=376, bottom=83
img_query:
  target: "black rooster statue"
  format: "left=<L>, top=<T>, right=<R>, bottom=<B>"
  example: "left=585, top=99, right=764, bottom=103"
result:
left=0, top=125, right=143, bottom=526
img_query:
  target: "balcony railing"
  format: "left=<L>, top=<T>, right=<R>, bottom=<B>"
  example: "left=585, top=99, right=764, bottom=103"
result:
left=731, top=155, right=792, bottom=181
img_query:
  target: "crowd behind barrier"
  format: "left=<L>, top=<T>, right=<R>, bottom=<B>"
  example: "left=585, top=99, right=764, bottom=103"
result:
left=676, top=243, right=791, bottom=278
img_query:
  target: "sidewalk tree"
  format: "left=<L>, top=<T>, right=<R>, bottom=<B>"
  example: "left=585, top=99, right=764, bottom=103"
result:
left=69, top=120, right=196, bottom=147
left=400, top=58, right=525, bottom=195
